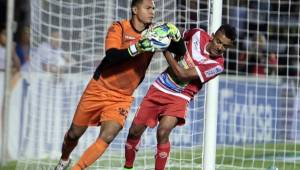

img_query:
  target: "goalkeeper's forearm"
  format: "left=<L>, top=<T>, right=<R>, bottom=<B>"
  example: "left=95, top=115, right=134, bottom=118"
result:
left=104, top=48, right=133, bottom=65
left=94, top=48, right=130, bottom=73
left=93, top=48, right=133, bottom=79
left=166, top=38, right=186, bottom=57
left=98, top=44, right=149, bottom=71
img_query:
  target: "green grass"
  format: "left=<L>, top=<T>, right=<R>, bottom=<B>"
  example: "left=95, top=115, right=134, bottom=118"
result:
left=0, top=161, right=17, bottom=170
left=1, top=143, right=299, bottom=170
left=215, top=143, right=300, bottom=170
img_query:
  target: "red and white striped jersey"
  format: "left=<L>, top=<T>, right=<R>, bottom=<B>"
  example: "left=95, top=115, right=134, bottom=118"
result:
left=153, top=28, right=224, bottom=101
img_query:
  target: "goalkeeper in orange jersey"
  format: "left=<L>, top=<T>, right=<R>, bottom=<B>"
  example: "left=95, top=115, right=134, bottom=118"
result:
left=123, top=24, right=236, bottom=170
left=54, top=0, right=180, bottom=170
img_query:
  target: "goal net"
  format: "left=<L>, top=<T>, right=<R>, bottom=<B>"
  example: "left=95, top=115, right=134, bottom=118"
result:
left=14, top=0, right=300, bottom=170
left=16, top=0, right=209, bottom=169
left=219, top=0, right=300, bottom=170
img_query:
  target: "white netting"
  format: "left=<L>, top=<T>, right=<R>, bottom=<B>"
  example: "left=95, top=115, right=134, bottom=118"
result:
left=16, top=0, right=209, bottom=169
left=15, top=0, right=300, bottom=170
left=218, top=0, right=300, bottom=170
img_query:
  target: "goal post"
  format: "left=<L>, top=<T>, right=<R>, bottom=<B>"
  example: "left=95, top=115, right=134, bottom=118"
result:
left=203, top=0, right=223, bottom=170
left=1, top=0, right=15, bottom=166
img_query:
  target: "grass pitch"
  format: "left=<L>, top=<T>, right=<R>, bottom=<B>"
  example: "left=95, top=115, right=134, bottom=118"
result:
left=1, top=143, right=299, bottom=170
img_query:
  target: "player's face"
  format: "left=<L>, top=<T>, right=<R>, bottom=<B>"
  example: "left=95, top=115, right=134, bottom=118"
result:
left=209, top=31, right=233, bottom=57
left=135, top=0, right=155, bottom=24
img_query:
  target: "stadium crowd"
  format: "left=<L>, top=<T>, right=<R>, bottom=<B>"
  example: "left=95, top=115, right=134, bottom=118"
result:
left=0, top=0, right=299, bottom=77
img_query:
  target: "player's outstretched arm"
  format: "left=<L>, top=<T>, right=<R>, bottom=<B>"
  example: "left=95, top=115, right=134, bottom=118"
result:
left=163, top=51, right=198, bottom=82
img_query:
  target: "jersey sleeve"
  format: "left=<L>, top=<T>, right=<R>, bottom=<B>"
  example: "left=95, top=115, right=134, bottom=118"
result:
left=194, top=59, right=224, bottom=83
left=183, top=28, right=201, bottom=41
left=105, top=22, right=123, bottom=51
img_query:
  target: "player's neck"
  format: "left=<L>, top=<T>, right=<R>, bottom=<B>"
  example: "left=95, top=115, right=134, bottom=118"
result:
left=130, top=17, right=147, bottom=33
left=205, top=42, right=212, bottom=55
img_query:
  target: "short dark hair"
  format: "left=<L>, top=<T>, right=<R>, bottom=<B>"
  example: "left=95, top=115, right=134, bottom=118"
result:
left=131, top=0, right=144, bottom=14
left=131, top=0, right=144, bottom=8
left=217, top=24, right=236, bottom=42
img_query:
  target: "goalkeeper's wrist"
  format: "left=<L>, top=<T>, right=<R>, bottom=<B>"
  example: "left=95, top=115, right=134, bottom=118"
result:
left=128, top=44, right=139, bottom=57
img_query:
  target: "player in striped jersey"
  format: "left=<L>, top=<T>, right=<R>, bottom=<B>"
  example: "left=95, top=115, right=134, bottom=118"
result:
left=123, top=24, right=236, bottom=170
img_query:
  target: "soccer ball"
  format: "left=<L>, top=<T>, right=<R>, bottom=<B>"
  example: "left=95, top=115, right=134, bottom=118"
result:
left=142, top=23, right=172, bottom=51
left=149, top=35, right=171, bottom=51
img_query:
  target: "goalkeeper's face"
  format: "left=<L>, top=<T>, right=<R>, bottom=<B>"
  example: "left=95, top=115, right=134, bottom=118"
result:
left=134, top=0, right=155, bottom=24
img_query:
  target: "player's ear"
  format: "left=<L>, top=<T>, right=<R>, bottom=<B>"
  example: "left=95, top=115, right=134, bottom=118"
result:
left=132, top=7, right=138, bottom=15
left=210, top=33, right=215, bottom=41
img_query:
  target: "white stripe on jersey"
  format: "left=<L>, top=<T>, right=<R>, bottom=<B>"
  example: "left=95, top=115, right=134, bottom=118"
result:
left=191, top=31, right=218, bottom=64
left=153, top=82, right=191, bottom=101
left=191, top=31, right=206, bottom=63
left=195, top=67, right=204, bottom=83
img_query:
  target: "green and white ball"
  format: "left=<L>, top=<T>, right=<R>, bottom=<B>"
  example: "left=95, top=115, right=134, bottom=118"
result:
left=142, top=23, right=172, bottom=51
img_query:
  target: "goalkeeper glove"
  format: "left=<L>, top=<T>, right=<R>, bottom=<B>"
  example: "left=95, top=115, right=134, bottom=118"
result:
left=128, top=38, right=155, bottom=57
left=166, top=23, right=181, bottom=42
left=144, top=23, right=181, bottom=42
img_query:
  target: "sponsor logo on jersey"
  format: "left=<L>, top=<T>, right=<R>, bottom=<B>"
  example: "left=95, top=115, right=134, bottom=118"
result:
left=193, top=39, right=200, bottom=51
left=204, top=65, right=223, bottom=77
left=125, top=35, right=136, bottom=40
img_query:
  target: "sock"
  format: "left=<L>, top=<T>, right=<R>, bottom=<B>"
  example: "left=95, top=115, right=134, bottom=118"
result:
left=155, top=142, right=170, bottom=170
left=72, top=138, right=108, bottom=170
left=124, top=138, right=141, bottom=168
left=61, top=133, right=78, bottom=160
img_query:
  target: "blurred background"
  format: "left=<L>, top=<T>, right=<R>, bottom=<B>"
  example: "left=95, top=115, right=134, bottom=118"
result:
left=0, top=0, right=299, bottom=170
left=0, top=0, right=299, bottom=77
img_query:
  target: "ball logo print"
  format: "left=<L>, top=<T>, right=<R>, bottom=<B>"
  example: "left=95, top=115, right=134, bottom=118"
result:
left=150, top=36, right=171, bottom=51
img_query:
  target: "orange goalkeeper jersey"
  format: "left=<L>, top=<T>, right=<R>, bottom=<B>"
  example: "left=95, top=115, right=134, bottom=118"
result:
left=97, top=19, right=154, bottom=96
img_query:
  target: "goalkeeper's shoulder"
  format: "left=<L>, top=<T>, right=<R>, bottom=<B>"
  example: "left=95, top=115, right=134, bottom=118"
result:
left=107, top=19, right=131, bottom=34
